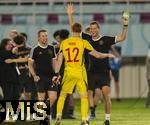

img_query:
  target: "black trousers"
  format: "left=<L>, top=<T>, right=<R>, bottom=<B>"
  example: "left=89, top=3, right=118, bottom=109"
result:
left=2, top=83, right=19, bottom=100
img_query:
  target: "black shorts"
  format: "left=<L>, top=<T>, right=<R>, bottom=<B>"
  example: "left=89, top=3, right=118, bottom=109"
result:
left=111, top=69, right=119, bottom=82
left=36, top=75, right=58, bottom=92
left=18, top=70, right=35, bottom=93
left=88, top=71, right=110, bottom=91
left=19, top=77, right=35, bottom=93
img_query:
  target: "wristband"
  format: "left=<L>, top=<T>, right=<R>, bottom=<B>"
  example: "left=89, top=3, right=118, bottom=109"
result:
left=54, top=72, right=59, bottom=76
left=123, top=25, right=128, bottom=27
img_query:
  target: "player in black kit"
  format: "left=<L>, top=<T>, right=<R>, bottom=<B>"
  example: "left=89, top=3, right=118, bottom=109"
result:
left=28, top=29, right=58, bottom=125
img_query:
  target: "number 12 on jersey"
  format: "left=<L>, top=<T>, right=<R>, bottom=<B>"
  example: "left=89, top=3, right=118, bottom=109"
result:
left=65, top=48, right=79, bottom=62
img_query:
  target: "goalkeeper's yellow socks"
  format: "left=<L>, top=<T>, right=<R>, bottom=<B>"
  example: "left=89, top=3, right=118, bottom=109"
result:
left=56, top=94, right=66, bottom=117
left=81, top=97, right=88, bottom=121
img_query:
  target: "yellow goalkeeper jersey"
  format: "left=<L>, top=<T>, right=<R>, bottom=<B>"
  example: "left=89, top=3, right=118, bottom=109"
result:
left=59, top=37, right=94, bottom=71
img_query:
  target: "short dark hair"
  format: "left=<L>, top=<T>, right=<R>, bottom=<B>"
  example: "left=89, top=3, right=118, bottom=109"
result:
left=38, top=29, right=47, bottom=37
left=0, top=38, right=11, bottom=50
left=90, top=21, right=100, bottom=29
left=72, top=23, right=82, bottom=33
left=20, top=32, right=28, bottom=40
left=59, top=29, right=70, bottom=40
left=53, top=30, right=60, bottom=39
left=13, top=35, right=25, bottom=45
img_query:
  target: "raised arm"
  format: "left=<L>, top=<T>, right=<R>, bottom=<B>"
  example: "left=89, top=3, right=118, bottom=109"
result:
left=89, top=49, right=115, bottom=59
left=66, top=3, right=74, bottom=32
left=116, top=12, right=129, bottom=43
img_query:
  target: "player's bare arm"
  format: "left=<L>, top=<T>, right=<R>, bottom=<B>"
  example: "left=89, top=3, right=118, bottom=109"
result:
left=28, top=58, right=40, bottom=82
left=55, top=52, right=63, bottom=73
left=66, top=3, right=74, bottom=32
left=89, top=49, right=115, bottom=59
left=116, top=13, right=129, bottom=43
left=5, top=56, right=28, bottom=64
left=52, top=52, right=63, bottom=85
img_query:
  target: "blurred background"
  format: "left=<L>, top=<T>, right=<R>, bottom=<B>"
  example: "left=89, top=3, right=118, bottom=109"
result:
left=0, top=0, right=150, bottom=99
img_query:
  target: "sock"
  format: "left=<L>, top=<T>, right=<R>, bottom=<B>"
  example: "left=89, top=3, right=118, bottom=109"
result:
left=105, top=114, right=110, bottom=121
left=57, top=94, right=66, bottom=118
left=68, top=107, right=74, bottom=115
left=93, top=105, right=97, bottom=114
left=81, top=97, right=88, bottom=121
left=94, top=105, right=97, bottom=109
left=90, top=107, right=95, bottom=114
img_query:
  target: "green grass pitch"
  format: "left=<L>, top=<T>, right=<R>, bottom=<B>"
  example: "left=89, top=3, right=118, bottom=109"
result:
left=2, top=98, right=150, bottom=125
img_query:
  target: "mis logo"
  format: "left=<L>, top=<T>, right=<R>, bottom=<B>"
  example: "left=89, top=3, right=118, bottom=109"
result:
left=0, top=100, right=49, bottom=123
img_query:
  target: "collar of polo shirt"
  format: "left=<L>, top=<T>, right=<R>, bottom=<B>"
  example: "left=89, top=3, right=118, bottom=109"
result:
left=38, top=43, right=48, bottom=49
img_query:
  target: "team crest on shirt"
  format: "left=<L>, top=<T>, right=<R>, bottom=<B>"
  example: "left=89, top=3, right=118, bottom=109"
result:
left=39, top=52, right=42, bottom=55
left=99, top=40, right=104, bottom=45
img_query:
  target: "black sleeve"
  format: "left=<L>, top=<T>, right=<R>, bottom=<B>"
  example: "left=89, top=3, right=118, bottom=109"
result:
left=29, top=46, right=39, bottom=61
left=31, top=48, right=37, bottom=60
left=103, top=36, right=116, bottom=47
left=81, top=32, right=92, bottom=42
left=84, top=49, right=91, bottom=54
left=24, top=47, right=31, bottom=57
left=11, top=53, right=18, bottom=59
left=0, top=50, right=5, bottom=62
left=0, top=50, right=17, bottom=61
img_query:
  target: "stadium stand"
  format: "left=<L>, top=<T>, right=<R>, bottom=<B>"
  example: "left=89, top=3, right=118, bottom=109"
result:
left=47, top=14, right=59, bottom=24
left=93, top=13, right=104, bottom=23
left=140, top=13, right=150, bottom=23
left=0, top=2, right=150, bottom=57
left=1, top=14, right=12, bottom=24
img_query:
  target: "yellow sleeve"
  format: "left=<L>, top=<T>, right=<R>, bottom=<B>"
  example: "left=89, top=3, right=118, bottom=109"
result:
left=83, top=40, right=94, bottom=51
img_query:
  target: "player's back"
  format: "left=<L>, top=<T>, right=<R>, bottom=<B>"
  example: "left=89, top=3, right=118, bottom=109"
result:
left=60, top=37, right=86, bottom=72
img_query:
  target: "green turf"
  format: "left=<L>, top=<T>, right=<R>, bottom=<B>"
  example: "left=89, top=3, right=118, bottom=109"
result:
left=2, top=98, right=150, bottom=125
